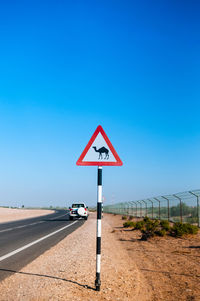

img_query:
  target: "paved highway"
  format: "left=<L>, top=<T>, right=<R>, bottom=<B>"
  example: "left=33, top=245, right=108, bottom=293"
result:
left=0, top=210, right=85, bottom=281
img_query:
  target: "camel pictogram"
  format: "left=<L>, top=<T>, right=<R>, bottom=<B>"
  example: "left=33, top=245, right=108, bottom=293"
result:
left=92, top=146, right=109, bottom=160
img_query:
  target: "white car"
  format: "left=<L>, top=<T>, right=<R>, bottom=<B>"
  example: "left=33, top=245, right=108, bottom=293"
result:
left=69, top=203, right=89, bottom=220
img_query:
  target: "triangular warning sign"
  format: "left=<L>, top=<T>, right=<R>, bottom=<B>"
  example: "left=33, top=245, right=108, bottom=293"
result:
left=76, top=125, right=123, bottom=166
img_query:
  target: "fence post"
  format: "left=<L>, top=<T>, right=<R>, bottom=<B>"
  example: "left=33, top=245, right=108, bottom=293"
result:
left=129, top=202, right=131, bottom=216
left=154, top=198, right=161, bottom=220
left=173, top=194, right=183, bottom=223
left=162, top=196, right=170, bottom=221
left=124, top=203, right=127, bottom=215
left=189, top=191, right=200, bottom=228
left=148, top=199, right=153, bottom=219
left=142, top=200, right=147, bottom=217
left=132, top=201, right=137, bottom=217
left=120, top=203, right=123, bottom=215
left=137, top=201, right=142, bottom=218
left=121, top=204, right=124, bottom=215
left=126, top=203, right=129, bottom=215
left=128, top=202, right=132, bottom=216
left=130, top=201, right=135, bottom=216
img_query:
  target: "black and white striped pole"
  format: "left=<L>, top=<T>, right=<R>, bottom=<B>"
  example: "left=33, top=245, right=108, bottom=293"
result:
left=95, top=166, right=102, bottom=291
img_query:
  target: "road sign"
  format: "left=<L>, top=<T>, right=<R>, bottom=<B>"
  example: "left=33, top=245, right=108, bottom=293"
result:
left=76, top=125, right=123, bottom=166
left=76, top=125, right=123, bottom=291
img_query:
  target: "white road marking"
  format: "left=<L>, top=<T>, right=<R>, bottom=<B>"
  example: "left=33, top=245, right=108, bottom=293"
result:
left=0, top=213, right=69, bottom=234
left=0, top=220, right=78, bottom=262
left=0, top=228, right=14, bottom=233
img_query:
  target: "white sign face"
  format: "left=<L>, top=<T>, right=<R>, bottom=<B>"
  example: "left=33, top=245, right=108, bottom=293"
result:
left=82, top=133, right=117, bottom=162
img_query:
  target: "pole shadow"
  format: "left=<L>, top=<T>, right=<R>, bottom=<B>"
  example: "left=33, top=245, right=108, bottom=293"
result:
left=0, top=268, right=95, bottom=291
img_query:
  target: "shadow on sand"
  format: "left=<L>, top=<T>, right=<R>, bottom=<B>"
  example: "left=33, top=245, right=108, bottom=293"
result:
left=0, top=268, right=95, bottom=291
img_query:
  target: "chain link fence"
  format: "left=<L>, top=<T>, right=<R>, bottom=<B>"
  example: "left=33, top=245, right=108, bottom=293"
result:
left=104, top=189, right=200, bottom=227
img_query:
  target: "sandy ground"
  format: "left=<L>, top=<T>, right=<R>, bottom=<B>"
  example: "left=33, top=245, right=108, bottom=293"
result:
left=108, top=215, right=200, bottom=301
left=0, top=207, right=55, bottom=223
left=0, top=212, right=199, bottom=301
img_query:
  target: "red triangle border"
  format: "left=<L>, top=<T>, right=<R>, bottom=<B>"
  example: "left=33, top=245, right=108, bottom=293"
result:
left=76, top=125, right=123, bottom=166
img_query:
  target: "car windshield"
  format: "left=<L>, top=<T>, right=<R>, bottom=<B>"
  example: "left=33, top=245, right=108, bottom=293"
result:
left=72, top=204, right=84, bottom=208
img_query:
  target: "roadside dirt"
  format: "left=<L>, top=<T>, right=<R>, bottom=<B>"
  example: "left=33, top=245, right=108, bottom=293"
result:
left=0, top=212, right=199, bottom=300
left=0, top=207, right=54, bottom=223
left=108, top=215, right=200, bottom=301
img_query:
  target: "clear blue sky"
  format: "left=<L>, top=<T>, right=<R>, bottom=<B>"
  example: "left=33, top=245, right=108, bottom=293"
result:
left=0, top=0, right=199, bottom=207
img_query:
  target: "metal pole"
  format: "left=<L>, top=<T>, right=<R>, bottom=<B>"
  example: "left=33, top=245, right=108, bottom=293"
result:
left=173, top=194, right=182, bottom=223
left=95, top=166, right=102, bottom=291
left=148, top=199, right=153, bottom=219
left=127, top=202, right=132, bottom=216
left=125, top=203, right=128, bottom=215
left=121, top=203, right=124, bottom=215
left=128, top=202, right=131, bottom=216
left=162, top=196, right=170, bottom=221
left=142, top=200, right=147, bottom=217
left=137, top=201, right=142, bottom=218
left=120, top=203, right=122, bottom=215
left=128, top=202, right=131, bottom=215
left=137, top=201, right=140, bottom=217
left=132, top=201, right=137, bottom=217
left=154, top=198, right=161, bottom=220
left=189, top=191, right=200, bottom=228
left=130, top=201, right=135, bottom=216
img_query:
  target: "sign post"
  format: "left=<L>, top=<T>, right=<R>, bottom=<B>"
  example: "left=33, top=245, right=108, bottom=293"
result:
left=95, top=166, right=102, bottom=291
left=76, top=125, right=123, bottom=291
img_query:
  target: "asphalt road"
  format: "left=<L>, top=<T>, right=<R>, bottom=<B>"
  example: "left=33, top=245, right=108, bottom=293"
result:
left=0, top=210, right=85, bottom=281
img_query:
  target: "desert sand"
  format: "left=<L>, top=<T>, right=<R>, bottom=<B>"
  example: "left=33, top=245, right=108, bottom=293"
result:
left=0, top=207, right=54, bottom=223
